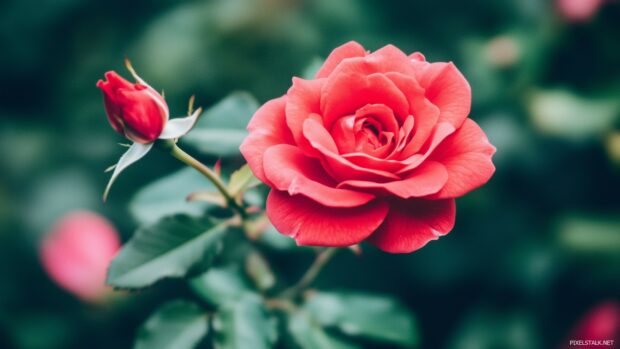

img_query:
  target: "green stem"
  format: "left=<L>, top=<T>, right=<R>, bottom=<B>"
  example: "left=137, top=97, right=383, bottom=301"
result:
left=158, top=140, right=246, bottom=218
left=280, top=248, right=339, bottom=299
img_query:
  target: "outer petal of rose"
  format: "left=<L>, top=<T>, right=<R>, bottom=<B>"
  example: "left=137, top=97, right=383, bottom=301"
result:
left=267, top=190, right=389, bottom=247
left=263, top=144, right=375, bottom=207
left=413, top=61, right=471, bottom=129
left=303, top=118, right=400, bottom=181
left=321, top=73, right=409, bottom=128
left=315, top=41, right=367, bottom=79
left=409, top=52, right=426, bottom=61
left=285, top=77, right=325, bottom=146
left=427, top=119, right=496, bottom=199
left=328, top=44, right=417, bottom=78
left=240, top=97, right=294, bottom=185
left=368, top=198, right=456, bottom=253
left=337, top=161, right=448, bottom=198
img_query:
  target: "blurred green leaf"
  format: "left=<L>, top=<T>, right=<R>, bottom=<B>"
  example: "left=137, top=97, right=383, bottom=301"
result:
left=447, top=309, right=540, bottom=349
left=288, top=311, right=361, bottom=349
left=213, top=293, right=277, bottom=349
left=130, top=168, right=216, bottom=225
left=304, top=291, right=418, bottom=347
left=245, top=251, right=276, bottom=291
left=228, top=164, right=261, bottom=197
left=529, top=89, right=620, bottom=140
left=190, top=266, right=253, bottom=305
left=257, top=222, right=298, bottom=251
left=182, top=92, right=259, bottom=157
left=108, top=215, right=227, bottom=289
left=134, top=300, right=208, bottom=349
left=557, top=215, right=620, bottom=254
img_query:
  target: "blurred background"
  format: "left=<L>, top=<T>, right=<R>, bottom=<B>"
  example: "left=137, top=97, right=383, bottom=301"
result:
left=0, top=0, right=619, bottom=348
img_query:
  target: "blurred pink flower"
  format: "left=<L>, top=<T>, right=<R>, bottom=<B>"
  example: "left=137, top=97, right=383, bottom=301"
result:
left=563, top=301, right=620, bottom=349
left=40, top=211, right=121, bottom=302
left=556, top=0, right=605, bottom=22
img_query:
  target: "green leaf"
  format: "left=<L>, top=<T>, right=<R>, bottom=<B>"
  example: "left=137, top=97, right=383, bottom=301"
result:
left=190, top=266, right=253, bottom=305
left=528, top=89, right=620, bottom=140
left=108, top=215, right=227, bottom=289
left=304, top=291, right=418, bottom=347
left=213, top=293, right=277, bottom=349
left=130, top=168, right=217, bottom=225
left=557, top=215, right=620, bottom=254
left=181, top=92, right=259, bottom=157
left=228, top=164, right=261, bottom=197
left=134, top=301, right=209, bottom=349
left=288, top=311, right=360, bottom=349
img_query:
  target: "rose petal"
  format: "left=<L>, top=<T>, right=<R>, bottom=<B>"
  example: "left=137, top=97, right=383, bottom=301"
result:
left=427, top=119, right=496, bottom=198
left=266, top=190, right=389, bottom=247
left=286, top=77, right=325, bottom=146
left=413, top=61, right=471, bottom=129
left=342, top=152, right=406, bottom=173
left=368, top=198, right=456, bottom=253
left=240, top=97, right=295, bottom=185
left=321, top=73, right=409, bottom=128
left=263, top=144, right=375, bottom=207
left=385, top=72, right=441, bottom=156
left=315, top=41, right=368, bottom=79
left=396, top=122, right=456, bottom=174
left=115, top=88, right=167, bottom=143
left=337, top=161, right=448, bottom=199
left=303, top=119, right=400, bottom=182
left=329, top=44, right=417, bottom=78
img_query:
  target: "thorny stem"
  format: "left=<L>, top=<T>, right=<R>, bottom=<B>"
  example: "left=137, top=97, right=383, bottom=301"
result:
left=280, top=248, right=340, bottom=299
left=158, top=140, right=246, bottom=218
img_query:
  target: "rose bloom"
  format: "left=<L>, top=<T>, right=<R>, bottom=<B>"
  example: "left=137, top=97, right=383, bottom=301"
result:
left=97, top=71, right=169, bottom=144
left=241, top=42, right=496, bottom=253
left=40, top=211, right=121, bottom=301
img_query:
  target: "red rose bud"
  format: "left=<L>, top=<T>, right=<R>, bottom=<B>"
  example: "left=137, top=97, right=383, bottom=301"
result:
left=40, top=211, right=121, bottom=302
left=97, top=71, right=169, bottom=144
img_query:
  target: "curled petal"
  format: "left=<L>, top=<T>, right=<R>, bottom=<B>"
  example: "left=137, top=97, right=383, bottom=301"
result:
left=328, top=44, right=417, bottom=78
left=337, top=161, right=448, bottom=199
left=267, top=190, right=388, bottom=247
left=315, top=41, right=367, bottom=78
left=240, top=97, right=295, bottom=185
left=413, top=61, right=471, bottom=129
left=428, top=119, right=496, bottom=198
left=303, top=119, right=400, bottom=182
left=321, top=73, right=409, bottom=128
left=285, top=78, right=326, bottom=157
left=369, top=198, right=456, bottom=253
left=263, top=144, right=375, bottom=207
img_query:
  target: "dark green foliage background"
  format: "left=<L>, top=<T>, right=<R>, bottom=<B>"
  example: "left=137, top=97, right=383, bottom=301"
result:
left=0, top=0, right=619, bottom=348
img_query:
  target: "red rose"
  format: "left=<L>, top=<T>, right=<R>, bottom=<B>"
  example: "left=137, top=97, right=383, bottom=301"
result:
left=97, top=71, right=169, bottom=144
left=241, top=42, right=496, bottom=253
